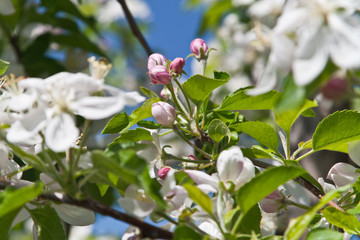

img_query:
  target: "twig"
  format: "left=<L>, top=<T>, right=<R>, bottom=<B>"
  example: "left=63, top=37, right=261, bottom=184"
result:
left=0, top=181, right=173, bottom=239
left=116, top=0, right=153, bottom=56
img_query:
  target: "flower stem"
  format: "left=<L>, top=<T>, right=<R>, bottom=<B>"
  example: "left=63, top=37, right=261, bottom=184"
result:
left=168, top=82, right=190, bottom=121
left=173, top=78, right=193, bottom=117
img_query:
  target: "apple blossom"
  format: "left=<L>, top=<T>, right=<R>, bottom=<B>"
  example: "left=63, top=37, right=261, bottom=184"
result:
left=148, top=65, right=172, bottom=85
left=147, top=53, right=167, bottom=70
left=151, top=101, right=176, bottom=127
left=170, top=58, right=185, bottom=74
left=260, top=189, right=284, bottom=213
left=190, top=38, right=208, bottom=60
left=327, top=162, right=360, bottom=187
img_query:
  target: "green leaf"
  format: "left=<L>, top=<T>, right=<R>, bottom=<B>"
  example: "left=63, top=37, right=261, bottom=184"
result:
left=0, top=208, right=22, bottom=240
left=233, top=204, right=261, bottom=235
left=236, top=166, right=305, bottom=215
left=183, top=184, right=213, bottom=216
left=139, top=168, right=167, bottom=208
left=322, top=207, right=360, bottom=235
left=0, top=59, right=9, bottom=75
left=113, top=128, right=152, bottom=143
left=307, top=228, right=343, bottom=240
left=283, top=160, right=324, bottom=194
left=29, top=205, right=67, bottom=240
left=241, top=146, right=282, bottom=161
left=137, top=120, right=161, bottom=129
left=231, top=121, right=279, bottom=151
left=91, top=150, right=139, bottom=185
left=102, top=112, right=129, bottom=134
left=218, top=88, right=280, bottom=111
left=274, top=99, right=317, bottom=134
left=207, top=119, right=231, bottom=143
left=141, top=86, right=159, bottom=98
left=182, top=72, right=230, bottom=103
left=173, top=224, right=202, bottom=240
left=0, top=183, right=43, bottom=218
left=284, top=185, right=350, bottom=240
left=96, top=183, right=109, bottom=197
left=312, top=110, right=360, bottom=153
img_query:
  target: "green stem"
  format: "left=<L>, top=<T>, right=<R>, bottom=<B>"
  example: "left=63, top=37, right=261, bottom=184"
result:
left=173, top=78, right=193, bottom=117
left=7, top=165, right=33, bottom=179
left=286, top=199, right=310, bottom=210
left=162, top=154, right=210, bottom=164
left=296, top=149, right=315, bottom=162
left=168, top=82, right=190, bottom=121
left=200, top=59, right=207, bottom=76
left=70, top=119, right=91, bottom=181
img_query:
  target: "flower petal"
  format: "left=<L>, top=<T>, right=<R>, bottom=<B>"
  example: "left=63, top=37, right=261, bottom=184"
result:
left=53, top=204, right=95, bottom=226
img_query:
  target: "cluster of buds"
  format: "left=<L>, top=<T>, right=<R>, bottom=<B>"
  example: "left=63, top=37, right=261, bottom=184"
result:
left=147, top=54, right=185, bottom=85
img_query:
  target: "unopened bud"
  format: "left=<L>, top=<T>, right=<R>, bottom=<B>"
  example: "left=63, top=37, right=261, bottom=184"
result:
left=260, top=189, right=284, bottom=213
left=190, top=38, right=208, bottom=59
left=149, top=65, right=172, bottom=85
left=160, top=87, right=173, bottom=100
left=321, top=77, right=348, bottom=100
left=151, top=101, right=176, bottom=127
left=148, top=53, right=167, bottom=70
left=188, top=155, right=198, bottom=160
left=170, top=58, right=185, bottom=74
left=158, top=167, right=171, bottom=180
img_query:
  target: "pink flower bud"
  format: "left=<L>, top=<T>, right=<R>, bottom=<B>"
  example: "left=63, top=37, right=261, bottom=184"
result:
left=190, top=38, right=208, bottom=59
left=149, top=65, right=172, bottom=85
left=321, top=77, right=348, bottom=100
left=158, top=167, right=171, bottom=180
left=147, top=53, right=167, bottom=70
left=151, top=101, right=176, bottom=127
left=170, top=58, right=185, bottom=74
left=260, top=189, right=283, bottom=213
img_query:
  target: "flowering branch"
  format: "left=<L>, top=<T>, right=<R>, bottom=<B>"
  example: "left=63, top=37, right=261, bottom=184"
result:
left=0, top=181, right=173, bottom=239
left=116, top=0, right=153, bottom=56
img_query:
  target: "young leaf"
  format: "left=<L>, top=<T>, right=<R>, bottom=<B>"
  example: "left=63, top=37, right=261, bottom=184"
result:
left=0, top=59, right=9, bottom=75
left=0, top=208, right=22, bottom=240
left=29, top=205, right=67, bottom=240
left=0, top=183, right=43, bottom=218
left=139, top=169, right=167, bottom=209
left=231, top=121, right=279, bottom=152
left=307, top=228, right=343, bottom=240
left=322, top=207, right=360, bottom=235
left=236, top=166, right=305, bottom=215
left=173, top=224, right=202, bottom=240
left=183, top=184, right=213, bottom=216
left=102, top=112, right=129, bottom=134
left=274, top=99, right=317, bottom=135
left=284, top=185, right=350, bottom=240
left=182, top=71, right=230, bottom=103
left=113, top=128, right=152, bottom=143
left=217, top=88, right=280, bottom=111
left=232, top=204, right=261, bottom=235
left=313, top=110, right=360, bottom=153
left=241, top=146, right=282, bottom=161
left=207, top=119, right=231, bottom=143
left=141, top=86, right=159, bottom=98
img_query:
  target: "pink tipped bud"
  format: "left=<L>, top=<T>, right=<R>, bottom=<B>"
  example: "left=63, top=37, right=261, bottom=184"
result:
left=149, top=65, right=172, bottom=85
left=158, top=167, right=171, bottom=180
left=190, top=38, right=208, bottom=59
left=170, top=58, right=185, bottom=74
left=321, top=77, right=348, bottom=100
left=260, top=189, right=283, bottom=213
left=160, top=87, right=176, bottom=100
left=151, top=101, right=176, bottom=127
left=188, top=155, right=198, bottom=160
left=147, top=53, right=167, bottom=70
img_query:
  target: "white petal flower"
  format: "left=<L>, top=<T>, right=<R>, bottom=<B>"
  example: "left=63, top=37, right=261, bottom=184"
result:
left=52, top=204, right=95, bottom=226
left=217, top=146, right=255, bottom=190
left=45, top=113, right=79, bottom=152
left=327, top=162, right=360, bottom=187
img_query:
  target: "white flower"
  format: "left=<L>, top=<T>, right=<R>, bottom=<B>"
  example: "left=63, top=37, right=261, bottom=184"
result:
left=118, top=185, right=156, bottom=218
left=186, top=146, right=255, bottom=191
left=275, top=0, right=360, bottom=86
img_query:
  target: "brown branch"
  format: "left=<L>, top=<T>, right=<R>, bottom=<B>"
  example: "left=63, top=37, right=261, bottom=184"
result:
left=0, top=181, right=173, bottom=239
left=116, top=0, right=153, bottom=56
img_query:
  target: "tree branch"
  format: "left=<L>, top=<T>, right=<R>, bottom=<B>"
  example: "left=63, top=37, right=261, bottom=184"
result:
left=116, top=0, right=153, bottom=56
left=0, top=181, right=173, bottom=239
